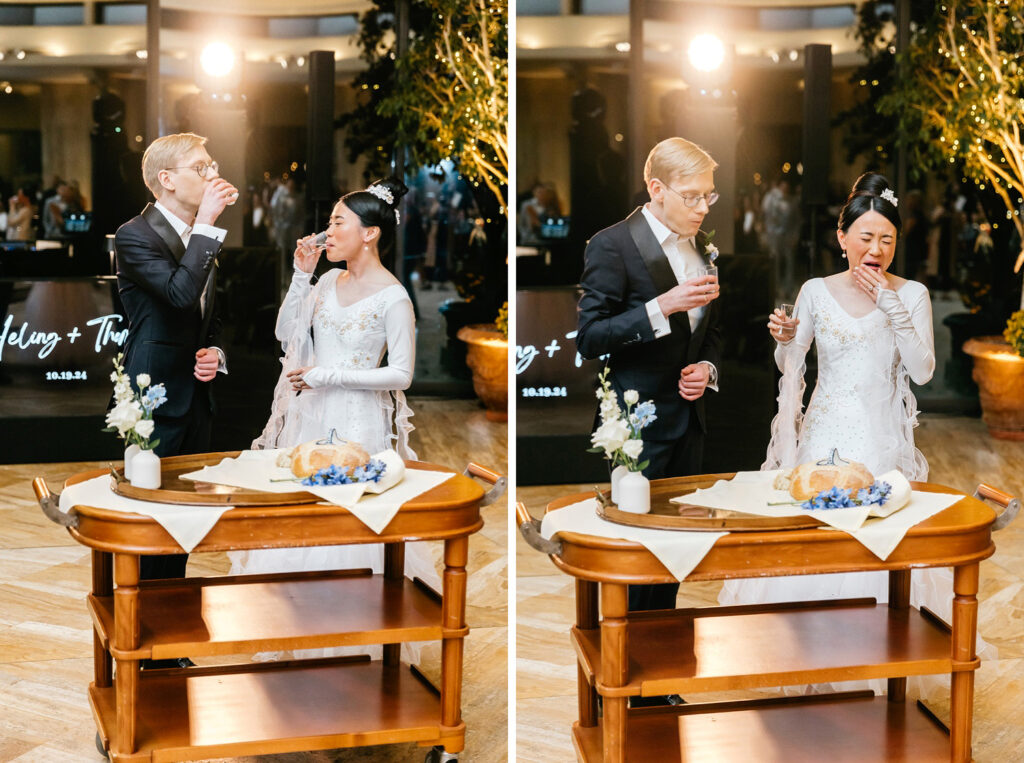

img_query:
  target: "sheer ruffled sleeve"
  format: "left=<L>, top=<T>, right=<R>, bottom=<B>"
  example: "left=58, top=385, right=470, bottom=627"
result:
left=251, top=269, right=322, bottom=449
left=302, top=295, right=415, bottom=391
left=763, top=282, right=814, bottom=470
left=875, top=282, right=935, bottom=385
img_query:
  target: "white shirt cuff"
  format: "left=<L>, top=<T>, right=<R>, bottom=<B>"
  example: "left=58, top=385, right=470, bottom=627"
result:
left=646, top=298, right=672, bottom=338
left=193, top=223, right=227, bottom=242
left=212, top=346, right=228, bottom=374
left=699, top=360, right=718, bottom=392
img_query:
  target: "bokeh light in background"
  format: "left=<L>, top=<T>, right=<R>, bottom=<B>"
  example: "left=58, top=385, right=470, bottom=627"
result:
left=687, top=33, right=725, bottom=73
left=200, top=42, right=235, bottom=78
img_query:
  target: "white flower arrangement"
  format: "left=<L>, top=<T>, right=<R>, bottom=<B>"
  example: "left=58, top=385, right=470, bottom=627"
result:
left=588, top=367, right=657, bottom=473
left=103, top=353, right=167, bottom=450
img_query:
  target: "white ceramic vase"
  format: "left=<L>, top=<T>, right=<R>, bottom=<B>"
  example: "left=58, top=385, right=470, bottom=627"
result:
left=617, top=470, right=650, bottom=514
left=610, top=464, right=629, bottom=504
left=123, top=443, right=141, bottom=481
left=130, top=449, right=161, bottom=489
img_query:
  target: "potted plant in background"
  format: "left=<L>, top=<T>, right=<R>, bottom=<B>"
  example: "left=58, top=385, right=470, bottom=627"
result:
left=457, top=300, right=508, bottom=421
left=964, top=312, right=1024, bottom=439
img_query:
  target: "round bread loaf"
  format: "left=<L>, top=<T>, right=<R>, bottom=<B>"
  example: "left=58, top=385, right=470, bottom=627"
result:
left=288, top=439, right=370, bottom=478
left=788, top=458, right=874, bottom=500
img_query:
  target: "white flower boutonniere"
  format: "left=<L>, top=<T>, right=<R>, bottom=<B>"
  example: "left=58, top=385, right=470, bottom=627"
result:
left=702, top=229, right=719, bottom=262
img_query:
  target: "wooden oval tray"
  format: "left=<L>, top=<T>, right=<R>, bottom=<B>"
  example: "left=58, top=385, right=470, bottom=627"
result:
left=595, top=488, right=823, bottom=532
left=110, top=451, right=320, bottom=507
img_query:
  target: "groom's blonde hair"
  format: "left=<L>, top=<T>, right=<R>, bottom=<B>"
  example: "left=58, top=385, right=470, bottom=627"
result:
left=141, top=132, right=208, bottom=197
left=644, top=137, right=717, bottom=185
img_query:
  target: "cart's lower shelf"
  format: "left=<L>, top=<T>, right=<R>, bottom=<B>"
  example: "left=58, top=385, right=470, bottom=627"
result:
left=92, top=659, right=448, bottom=762
left=573, top=599, right=955, bottom=696
left=90, top=569, right=443, bottom=659
left=573, top=694, right=952, bottom=762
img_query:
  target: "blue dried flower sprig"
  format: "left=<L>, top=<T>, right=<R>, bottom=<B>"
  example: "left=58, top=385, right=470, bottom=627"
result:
left=802, top=480, right=892, bottom=511
left=301, top=459, right=387, bottom=486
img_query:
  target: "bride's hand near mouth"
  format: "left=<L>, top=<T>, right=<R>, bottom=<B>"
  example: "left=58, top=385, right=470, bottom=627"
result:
left=853, top=263, right=888, bottom=299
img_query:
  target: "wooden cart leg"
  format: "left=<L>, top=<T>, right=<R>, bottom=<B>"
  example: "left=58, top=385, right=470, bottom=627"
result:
left=887, top=569, right=911, bottom=702
left=440, top=536, right=469, bottom=752
left=576, top=579, right=599, bottom=728
left=93, top=550, right=113, bottom=688
left=383, top=542, right=406, bottom=667
left=600, top=582, right=628, bottom=763
left=950, top=564, right=979, bottom=763
left=113, top=554, right=141, bottom=757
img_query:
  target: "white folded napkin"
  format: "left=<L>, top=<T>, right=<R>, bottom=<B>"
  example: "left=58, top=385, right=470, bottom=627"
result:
left=180, top=448, right=453, bottom=534
left=59, top=476, right=231, bottom=553
left=540, top=498, right=726, bottom=581
left=676, top=470, right=961, bottom=560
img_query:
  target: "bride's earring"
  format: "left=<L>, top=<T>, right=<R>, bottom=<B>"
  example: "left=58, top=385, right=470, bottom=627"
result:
left=841, top=249, right=847, bottom=259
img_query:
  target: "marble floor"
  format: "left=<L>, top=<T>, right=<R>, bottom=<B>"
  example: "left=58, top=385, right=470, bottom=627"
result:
left=516, top=414, right=1024, bottom=762
left=0, top=397, right=508, bottom=762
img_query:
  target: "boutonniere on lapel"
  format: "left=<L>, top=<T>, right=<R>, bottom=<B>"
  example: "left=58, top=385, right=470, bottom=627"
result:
left=701, top=229, right=719, bottom=263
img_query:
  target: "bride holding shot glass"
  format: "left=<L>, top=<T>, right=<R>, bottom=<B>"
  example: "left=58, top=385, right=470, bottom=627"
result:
left=230, top=178, right=431, bottom=653
left=720, top=173, right=993, bottom=690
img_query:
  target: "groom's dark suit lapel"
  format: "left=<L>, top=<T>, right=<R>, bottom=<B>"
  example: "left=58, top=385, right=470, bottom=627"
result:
left=625, top=207, right=691, bottom=341
left=141, top=203, right=187, bottom=262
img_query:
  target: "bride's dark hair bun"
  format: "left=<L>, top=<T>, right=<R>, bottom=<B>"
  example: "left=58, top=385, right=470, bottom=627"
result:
left=341, top=176, right=410, bottom=255
left=838, top=171, right=902, bottom=234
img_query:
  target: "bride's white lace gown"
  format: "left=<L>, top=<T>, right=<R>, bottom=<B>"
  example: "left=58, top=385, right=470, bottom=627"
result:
left=229, top=268, right=434, bottom=658
left=720, top=277, right=994, bottom=693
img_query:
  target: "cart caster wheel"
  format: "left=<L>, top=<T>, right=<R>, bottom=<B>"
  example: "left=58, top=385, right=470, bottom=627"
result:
left=425, top=746, right=458, bottom=762
left=95, top=732, right=109, bottom=759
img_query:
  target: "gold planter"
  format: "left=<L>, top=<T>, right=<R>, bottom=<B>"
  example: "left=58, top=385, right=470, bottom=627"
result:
left=963, top=336, right=1024, bottom=440
left=457, top=324, right=508, bottom=422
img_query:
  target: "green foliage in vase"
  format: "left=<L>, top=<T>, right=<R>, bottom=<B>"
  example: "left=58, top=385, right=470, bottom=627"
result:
left=494, top=300, right=508, bottom=338
left=339, top=0, right=508, bottom=208
left=1004, top=310, right=1024, bottom=358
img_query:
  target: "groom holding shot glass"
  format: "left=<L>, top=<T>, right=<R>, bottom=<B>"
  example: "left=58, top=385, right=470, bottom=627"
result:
left=576, top=136, right=722, bottom=616
left=114, top=132, right=237, bottom=590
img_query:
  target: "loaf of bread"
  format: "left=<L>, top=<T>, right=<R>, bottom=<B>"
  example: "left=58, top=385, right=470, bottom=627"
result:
left=278, top=439, right=371, bottom=478
left=787, top=458, right=874, bottom=500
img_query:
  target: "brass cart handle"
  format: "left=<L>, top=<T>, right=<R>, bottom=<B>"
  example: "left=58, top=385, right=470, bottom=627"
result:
left=516, top=501, right=562, bottom=556
left=463, top=462, right=507, bottom=507
left=974, top=483, right=1020, bottom=532
left=32, top=477, right=78, bottom=529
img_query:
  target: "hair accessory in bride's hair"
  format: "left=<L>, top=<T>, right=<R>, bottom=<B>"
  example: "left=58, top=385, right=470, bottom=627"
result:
left=395, top=208, right=401, bottom=225
left=366, top=184, right=394, bottom=206
left=880, top=188, right=899, bottom=207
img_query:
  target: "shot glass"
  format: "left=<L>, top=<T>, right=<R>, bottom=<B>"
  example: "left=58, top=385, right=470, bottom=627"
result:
left=300, top=231, right=328, bottom=255
left=781, top=303, right=795, bottom=319
left=701, top=265, right=719, bottom=279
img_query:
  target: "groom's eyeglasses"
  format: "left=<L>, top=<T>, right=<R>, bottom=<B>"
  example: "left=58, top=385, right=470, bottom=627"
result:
left=659, top=181, right=719, bottom=209
left=164, top=161, right=220, bottom=179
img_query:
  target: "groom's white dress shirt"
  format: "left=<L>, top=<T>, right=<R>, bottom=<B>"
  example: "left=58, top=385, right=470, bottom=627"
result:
left=640, top=204, right=718, bottom=388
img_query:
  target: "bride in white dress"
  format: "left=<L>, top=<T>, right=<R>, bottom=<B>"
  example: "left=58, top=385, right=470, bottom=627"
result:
left=720, top=173, right=993, bottom=691
left=230, top=178, right=435, bottom=656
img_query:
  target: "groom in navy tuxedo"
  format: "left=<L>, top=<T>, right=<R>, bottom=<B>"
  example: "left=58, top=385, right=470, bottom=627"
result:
left=576, top=137, right=722, bottom=613
left=115, top=132, right=237, bottom=583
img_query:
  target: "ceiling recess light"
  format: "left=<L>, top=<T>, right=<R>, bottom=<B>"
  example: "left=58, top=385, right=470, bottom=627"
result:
left=615, top=42, right=631, bottom=53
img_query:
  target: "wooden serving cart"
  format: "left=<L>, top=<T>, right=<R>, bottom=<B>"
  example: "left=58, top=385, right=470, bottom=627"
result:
left=517, top=474, right=1019, bottom=762
left=34, top=452, right=506, bottom=763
